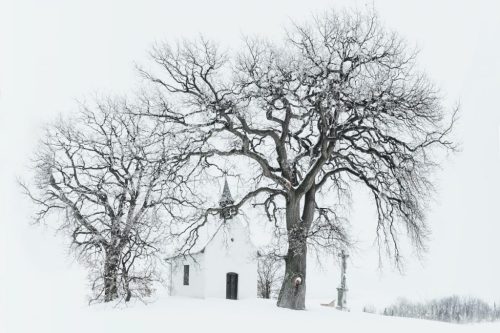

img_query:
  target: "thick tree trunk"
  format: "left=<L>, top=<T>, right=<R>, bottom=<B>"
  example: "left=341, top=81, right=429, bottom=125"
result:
left=277, top=186, right=316, bottom=310
left=104, top=248, right=119, bottom=302
left=276, top=241, right=307, bottom=309
left=277, top=196, right=308, bottom=310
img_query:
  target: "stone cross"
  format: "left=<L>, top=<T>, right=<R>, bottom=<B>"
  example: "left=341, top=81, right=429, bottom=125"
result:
left=336, top=250, right=349, bottom=310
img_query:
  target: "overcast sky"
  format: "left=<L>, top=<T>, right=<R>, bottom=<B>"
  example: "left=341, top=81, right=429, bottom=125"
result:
left=1, top=0, right=500, bottom=321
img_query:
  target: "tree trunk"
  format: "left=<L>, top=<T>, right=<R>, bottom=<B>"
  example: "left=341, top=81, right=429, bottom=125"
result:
left=104, top=248, right=119, bottom=302
left=277, top=186, right=316, bottom=310
left=124, top=287, right=132, bottom=302
left=276, top=240, right=307, bottom=309
left=123, top=261, right=132, bottom=302
left=265, top=281, right=271, bottom=299
left=277, top=196, right=308, bottom=310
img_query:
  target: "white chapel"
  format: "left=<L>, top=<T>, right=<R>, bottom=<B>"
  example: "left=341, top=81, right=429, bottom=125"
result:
left=166, top=179, right=257, bottom=299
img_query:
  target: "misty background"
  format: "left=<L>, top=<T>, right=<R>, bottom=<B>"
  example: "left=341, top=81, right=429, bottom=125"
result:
left=1, top=0, right=499, bottom=325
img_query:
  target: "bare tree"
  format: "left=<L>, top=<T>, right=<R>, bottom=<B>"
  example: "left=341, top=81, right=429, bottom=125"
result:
left=141, top=9, right=456, bottom=309
left=21, top=98, right=180, bottom=303
left=257, top=251, right=284, bottom=299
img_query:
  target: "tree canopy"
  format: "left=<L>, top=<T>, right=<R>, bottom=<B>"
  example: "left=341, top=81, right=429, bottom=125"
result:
left=141, top=9, right=456, bottom=309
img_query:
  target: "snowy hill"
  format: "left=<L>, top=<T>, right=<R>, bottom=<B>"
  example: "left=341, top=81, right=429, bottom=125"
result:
left=7, top=295, right=498, bottom=333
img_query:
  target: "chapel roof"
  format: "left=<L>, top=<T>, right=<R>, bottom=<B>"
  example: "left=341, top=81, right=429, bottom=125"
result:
left=165, top=178, right=243, bottom=261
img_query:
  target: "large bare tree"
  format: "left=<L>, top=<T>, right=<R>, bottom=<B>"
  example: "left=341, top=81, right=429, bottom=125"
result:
left=21, top=98, right=181, bottom=302
left=141, top=10, right=456, bottom=309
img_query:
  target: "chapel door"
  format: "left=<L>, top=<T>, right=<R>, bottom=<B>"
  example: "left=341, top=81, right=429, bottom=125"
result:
left=226, top=272, right=238, bottom=300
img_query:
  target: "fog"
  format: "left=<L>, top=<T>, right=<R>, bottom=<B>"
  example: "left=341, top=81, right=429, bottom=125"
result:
left=1, top=0, right=499, bottom=321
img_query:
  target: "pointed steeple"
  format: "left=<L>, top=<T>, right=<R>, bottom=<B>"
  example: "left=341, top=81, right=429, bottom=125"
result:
left=219, top=178, right=234, bottom=206
left=219, top=177, right=237, bottom=220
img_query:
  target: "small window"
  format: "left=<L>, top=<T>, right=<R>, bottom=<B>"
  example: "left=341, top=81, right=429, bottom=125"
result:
left=183, top=265, right=190, bottom=285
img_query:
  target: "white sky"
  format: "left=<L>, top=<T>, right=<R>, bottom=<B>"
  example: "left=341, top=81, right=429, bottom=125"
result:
left=1, top=0, right=500, bottom=318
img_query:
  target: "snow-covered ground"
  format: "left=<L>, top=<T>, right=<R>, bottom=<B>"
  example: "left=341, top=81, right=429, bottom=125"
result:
left=4, top=293, right=498, bottom=333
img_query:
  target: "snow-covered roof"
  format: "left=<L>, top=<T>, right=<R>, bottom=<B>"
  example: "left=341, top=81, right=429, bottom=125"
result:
left=165, top=179, right=239, bottom=261
left=164, top=222, right=225, bottom=261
